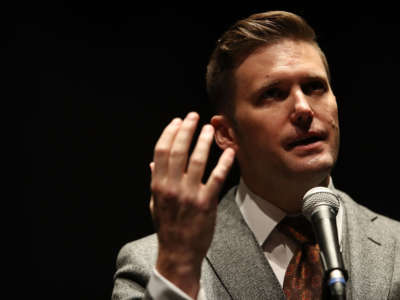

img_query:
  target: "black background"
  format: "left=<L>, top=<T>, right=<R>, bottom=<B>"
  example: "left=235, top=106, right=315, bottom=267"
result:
left=22, top=2, right=400, bottom=299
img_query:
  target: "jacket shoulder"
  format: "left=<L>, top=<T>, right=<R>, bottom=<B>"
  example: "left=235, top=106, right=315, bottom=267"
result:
left=114, top=234, right=158, bottom=290
left=116, top=234, right=158, bottom=273
left=336, top=189, right=400, bottom=240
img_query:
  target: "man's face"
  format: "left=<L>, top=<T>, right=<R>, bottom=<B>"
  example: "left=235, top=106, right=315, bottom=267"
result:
left=231, top=39, right=340, bottom=188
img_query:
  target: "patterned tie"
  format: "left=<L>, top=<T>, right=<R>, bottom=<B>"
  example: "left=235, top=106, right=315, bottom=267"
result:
left=278, top=215, right=323, bottom=300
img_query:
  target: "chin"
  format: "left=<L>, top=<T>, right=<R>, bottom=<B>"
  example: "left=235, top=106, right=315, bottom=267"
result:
left=286, top=154, right=336, bottom=180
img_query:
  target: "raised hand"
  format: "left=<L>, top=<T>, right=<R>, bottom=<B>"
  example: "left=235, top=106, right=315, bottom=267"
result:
left=149, top=112, right=235, bottom=298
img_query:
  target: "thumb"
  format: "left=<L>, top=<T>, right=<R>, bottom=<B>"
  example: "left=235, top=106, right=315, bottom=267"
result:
left=149, top=162, right=155, bottom=173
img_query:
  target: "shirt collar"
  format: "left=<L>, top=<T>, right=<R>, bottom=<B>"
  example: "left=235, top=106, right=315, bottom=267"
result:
left=235, top=177, right=343, bottom=247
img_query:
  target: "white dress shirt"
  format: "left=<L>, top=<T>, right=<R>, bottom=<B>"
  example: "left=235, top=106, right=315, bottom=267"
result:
left=235, top=177, right=343, bottom=286
left=148, top=178, right=343, bottom=298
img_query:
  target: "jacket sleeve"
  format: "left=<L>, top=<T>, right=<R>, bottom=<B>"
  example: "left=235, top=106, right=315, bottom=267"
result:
left=111, top=235, right=206, bottom=300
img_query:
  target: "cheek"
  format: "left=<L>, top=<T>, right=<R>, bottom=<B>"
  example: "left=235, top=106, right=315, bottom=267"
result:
left=235, top=117, right=280, bottom=153
left=329, top=97, right=339, bottom=123
left=315, top=100, right=340, bottom=147
left=239, top=115, right=281, bottom=143
left=317, top=98, right=339, bottom=129
left=329, top=106, right=340, bottom=131
left=325, top=105, right=340, bottom=152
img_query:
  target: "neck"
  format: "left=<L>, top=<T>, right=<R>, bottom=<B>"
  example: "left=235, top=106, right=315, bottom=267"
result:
left=241, top=175, right=330, bottom=214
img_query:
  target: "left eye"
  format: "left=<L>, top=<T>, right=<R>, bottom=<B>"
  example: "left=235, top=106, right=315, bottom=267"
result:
left=302, top=81, right=326, bottom=95
left=260, top=88, right=287, bottom=100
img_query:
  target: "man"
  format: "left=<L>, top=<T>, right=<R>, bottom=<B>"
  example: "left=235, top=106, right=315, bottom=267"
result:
left=112, top=11, right=400, bottom=299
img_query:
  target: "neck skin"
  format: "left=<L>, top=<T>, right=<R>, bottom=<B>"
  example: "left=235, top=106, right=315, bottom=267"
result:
left=239, top=172, right=331, bottom=214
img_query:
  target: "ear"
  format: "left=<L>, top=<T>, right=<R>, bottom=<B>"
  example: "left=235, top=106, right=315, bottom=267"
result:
left=210, top=115, right=239, bottom=152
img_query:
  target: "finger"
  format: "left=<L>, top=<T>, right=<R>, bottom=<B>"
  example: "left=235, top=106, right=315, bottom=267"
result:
left=149, top=162, right=155, bottom=213
left=149, top=162, right=155, bottom=173
left=203, top=148, right=235, bottom=202
left=153, top=118, right=182, bottom=180
left=149, top=194, right=154, bottom=213
left=149, top=194, right=160, bottom=231
left=186, top=124, right=214, bottom=186
left=168, top=112, right=199, bottom=181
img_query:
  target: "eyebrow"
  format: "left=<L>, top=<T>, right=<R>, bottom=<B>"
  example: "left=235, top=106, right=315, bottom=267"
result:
left=260, top=74, right=328, bottom=89
left=253, top=74, right=329, bottom=98
left=302, top=74, right=329, bottom=83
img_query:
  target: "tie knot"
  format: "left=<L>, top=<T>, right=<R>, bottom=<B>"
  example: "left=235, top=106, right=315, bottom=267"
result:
left=277, top=215, right=316, bottom=245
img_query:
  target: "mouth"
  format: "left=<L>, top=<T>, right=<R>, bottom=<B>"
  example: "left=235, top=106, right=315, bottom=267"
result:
left=285, top=132, right=327, bottom=150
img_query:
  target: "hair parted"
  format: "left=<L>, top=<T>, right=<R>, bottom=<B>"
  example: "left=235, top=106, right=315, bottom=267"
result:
left=206, top=10, right=330, bottom=118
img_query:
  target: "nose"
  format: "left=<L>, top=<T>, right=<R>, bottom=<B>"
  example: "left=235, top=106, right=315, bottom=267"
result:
left=289, top=89, right=314, bottom=130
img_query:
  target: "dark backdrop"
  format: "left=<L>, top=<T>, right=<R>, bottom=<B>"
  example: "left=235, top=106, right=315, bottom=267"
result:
left=23, top=2, right=400, bottom=299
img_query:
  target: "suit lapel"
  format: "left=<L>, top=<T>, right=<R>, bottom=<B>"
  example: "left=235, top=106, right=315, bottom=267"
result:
left=206, top=187, right=285, bottom=300
left=339, top=191, right=395, bottom=299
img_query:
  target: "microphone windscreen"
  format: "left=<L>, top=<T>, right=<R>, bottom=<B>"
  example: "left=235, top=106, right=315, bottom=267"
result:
left=302, top=187, right=340, bottom=221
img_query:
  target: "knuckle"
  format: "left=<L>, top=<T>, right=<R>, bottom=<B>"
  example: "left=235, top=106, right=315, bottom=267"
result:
left=190, top=155, right=205, bottom=167
left=211, top=170, right=225, bottom=183
left=154, top=145, right=169, bottom=157
left=196, top=197, right=210, bottom=211
left=150, top=181, right=162, bottom=194
left=198, top=193, right=217, bottom=212
left=170, top=148, right=184, bottom=159
left=151, top=184, right=180, bottom=206
left=162, top=186, right=180, bottom=201
left=180, top=192, right=196, bottom=204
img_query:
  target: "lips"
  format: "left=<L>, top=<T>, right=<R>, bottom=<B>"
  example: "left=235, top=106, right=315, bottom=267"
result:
left=284, top=131, right=327, bottom=150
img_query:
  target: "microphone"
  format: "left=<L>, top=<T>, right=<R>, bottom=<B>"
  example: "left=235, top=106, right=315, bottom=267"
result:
left=302, top=187, right=348, bottom=300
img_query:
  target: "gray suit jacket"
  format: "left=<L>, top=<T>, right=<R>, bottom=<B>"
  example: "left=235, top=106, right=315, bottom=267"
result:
left=112, top=187, right=400, bottom=299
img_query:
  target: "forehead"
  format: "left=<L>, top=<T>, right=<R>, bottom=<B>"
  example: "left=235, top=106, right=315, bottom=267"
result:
left=234, top=39, right=327, bottom=88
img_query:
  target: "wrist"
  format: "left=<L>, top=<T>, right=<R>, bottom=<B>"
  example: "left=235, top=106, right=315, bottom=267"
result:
left=156, top=252, right=202, bottom=299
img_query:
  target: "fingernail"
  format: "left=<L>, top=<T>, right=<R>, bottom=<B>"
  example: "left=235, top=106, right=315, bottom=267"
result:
left=203, top=124, right=214, bottom=133
left=171, top=118, right=182, bottom=125
left=187, top=112, right=198, bottom=120
left=227, top=147, right=236, bottom=156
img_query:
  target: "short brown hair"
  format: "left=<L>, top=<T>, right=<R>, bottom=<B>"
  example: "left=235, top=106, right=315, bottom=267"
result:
left=206, top=11, right=330, bottom=118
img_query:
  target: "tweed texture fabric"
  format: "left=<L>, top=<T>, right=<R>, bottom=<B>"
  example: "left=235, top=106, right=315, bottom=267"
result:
left=112, top=186, right=400, bottom=300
